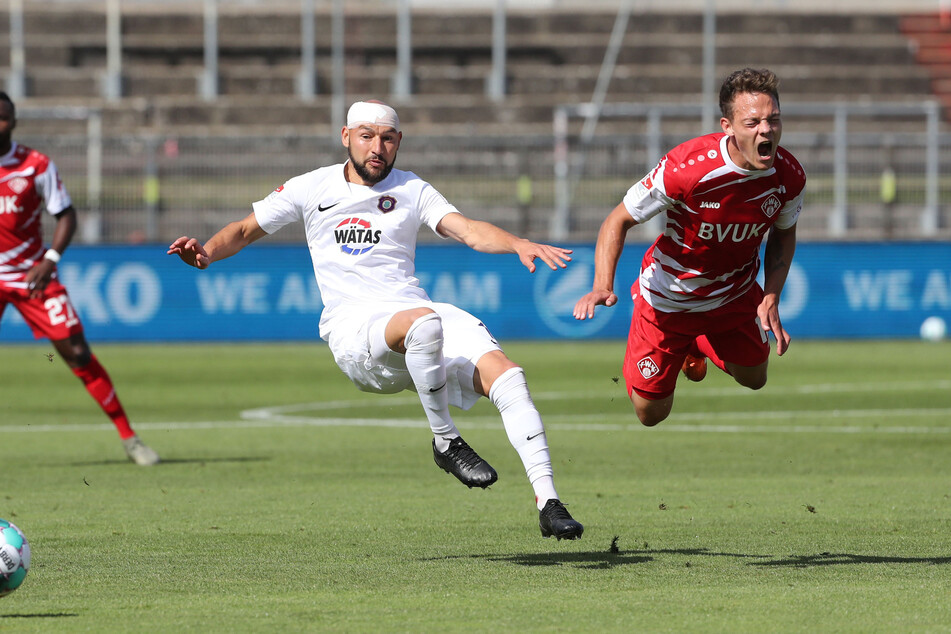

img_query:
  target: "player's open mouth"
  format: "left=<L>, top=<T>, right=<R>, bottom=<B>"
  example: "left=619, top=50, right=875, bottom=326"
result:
left=757, top=141, right=773, bottom=160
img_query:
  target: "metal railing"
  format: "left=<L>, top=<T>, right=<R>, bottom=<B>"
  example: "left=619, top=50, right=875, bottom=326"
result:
left=16, top=102, right=950, bottom=245
left=554, top=100, right=945, bottom=241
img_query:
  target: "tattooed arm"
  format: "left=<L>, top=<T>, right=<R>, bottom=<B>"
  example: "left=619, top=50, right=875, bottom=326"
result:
left=759, top=224, right=797, bottom=356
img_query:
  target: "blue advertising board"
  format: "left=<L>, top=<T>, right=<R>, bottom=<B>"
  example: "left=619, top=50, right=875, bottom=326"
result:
left=1, top=243, right=949, bottom=342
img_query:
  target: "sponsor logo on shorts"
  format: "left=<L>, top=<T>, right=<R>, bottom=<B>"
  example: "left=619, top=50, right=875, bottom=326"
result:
left=637, top=356, right=660, bottom=379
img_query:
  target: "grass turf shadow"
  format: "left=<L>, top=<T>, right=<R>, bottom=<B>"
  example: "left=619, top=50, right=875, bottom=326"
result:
left=0, top=613, right=79, bottom=618
left=423, top=547, right=950, bottom=570
left=423, top=547, right=769, bottom=570
left=750, top=552, right=951, bottom=567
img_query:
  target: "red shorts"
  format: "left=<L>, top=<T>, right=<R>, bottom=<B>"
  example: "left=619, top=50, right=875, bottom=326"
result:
left=0, top=278, right=84, bottom=341
left=622, top=284, right=770, bottom=401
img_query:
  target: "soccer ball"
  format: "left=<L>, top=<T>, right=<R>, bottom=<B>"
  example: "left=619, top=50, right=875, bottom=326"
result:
left=0, top=519, right=30, bottom=597
left=920, top=316, right=947, bottom=342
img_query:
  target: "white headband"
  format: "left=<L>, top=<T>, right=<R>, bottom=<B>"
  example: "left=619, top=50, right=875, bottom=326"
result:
left=346, top=101, right=400, bottom=131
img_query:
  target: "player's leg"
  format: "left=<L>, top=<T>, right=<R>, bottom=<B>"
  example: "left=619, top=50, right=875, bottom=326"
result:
left=378, top=307, right=497, bottom=488
left=51, top=333, right=160, bottom=466
left=621, top=304, right=687, bottom=427
left=384, top=307, right=458, bottom=448
left=698, top=327, right=770, bottom=391
left=473, top=351, right=553, bottom=500
left=473, top=349, right=583, bottom=540
left=689, top=287, right=771, bottom=391
left=630, top=392, right=676, bottom=427
left=13, top=281, right=158, bottom=465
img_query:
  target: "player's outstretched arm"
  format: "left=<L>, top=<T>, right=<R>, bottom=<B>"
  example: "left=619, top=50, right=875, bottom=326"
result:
left=759, top=224, right=797, bottom=356
left=168, top=212, right=267, bottom=269
left=436, top=212, right=572, bottom=273
left=573, top=203, right=637, bottom=320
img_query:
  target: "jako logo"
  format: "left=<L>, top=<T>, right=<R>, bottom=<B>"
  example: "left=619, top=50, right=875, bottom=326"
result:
left=334, top=217, right=381, bottom=255
left=700, top=201, right=720, bottom=209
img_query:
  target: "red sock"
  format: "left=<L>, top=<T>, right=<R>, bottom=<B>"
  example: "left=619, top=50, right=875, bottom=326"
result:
left=71, top=355, right=135, bottom=439
left=694, top=335, right=732, bottom=376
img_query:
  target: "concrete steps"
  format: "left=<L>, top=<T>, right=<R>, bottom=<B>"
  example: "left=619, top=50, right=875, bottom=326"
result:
left=0, top=6, right=939, bottom=137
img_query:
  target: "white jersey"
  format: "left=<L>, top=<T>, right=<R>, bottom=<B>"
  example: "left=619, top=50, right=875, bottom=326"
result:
left=252, top=163, right=458, bottom=339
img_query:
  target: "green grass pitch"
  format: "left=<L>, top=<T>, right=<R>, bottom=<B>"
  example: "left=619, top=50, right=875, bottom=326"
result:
left=1, top=340, right=950, bottom=632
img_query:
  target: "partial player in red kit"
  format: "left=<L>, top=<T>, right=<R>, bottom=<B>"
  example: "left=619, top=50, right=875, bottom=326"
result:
left=0, top=92, right=159, bottom=465
left=574, top=68, right=806, bottom=425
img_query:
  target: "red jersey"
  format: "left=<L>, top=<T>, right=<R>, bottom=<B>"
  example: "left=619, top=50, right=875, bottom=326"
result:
left=623, top=132, right=806, bottom=313
left=0, top=142, right=72, bottom=289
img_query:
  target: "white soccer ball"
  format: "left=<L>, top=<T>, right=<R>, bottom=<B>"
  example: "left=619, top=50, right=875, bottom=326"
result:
left=920, top=316, right=947, bottom=342
left=0, top=519, right=30, bottom=598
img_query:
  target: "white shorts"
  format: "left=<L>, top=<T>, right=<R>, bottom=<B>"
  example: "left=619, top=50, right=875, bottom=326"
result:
left=326, top=300, right=502, bottom=410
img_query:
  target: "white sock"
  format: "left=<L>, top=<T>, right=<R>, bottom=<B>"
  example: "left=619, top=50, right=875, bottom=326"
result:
left=489, top=366, right=558, bottom=510
left=404, top=313, right=459, bottom=452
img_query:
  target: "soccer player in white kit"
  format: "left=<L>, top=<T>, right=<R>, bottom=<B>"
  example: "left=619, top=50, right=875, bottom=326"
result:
left=574, top=68, right=806, bottom=427
left=169, top=101, right=583, bottom=540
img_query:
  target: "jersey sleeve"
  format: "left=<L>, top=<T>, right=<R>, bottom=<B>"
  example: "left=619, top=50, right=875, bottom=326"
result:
left=773, top=151, right=807, bottom=230
left=773, top=190, right=803, bottom=230
left=417, top=181, right=459, bottom=237
left=252, top=179, right=303, bottom=235
left=622, top=157, right=677, bottom=223
left=34, top=159, right=72, bottom=215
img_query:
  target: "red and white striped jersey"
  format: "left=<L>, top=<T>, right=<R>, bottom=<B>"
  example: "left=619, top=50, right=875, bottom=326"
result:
left=0, top=142, right=72, bottom=288
left=622, top=132, right=806, bottom=313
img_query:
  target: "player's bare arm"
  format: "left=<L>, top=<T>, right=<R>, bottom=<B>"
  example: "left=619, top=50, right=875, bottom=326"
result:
left=436, top=211, right=572, bottom=273
left=168, top=212, right=267, bottom=269
left=573, top=203, right=638, bottom=320
left=759, top=224, right=797, bottom=356
left=26, top=205, right=76, bottom=298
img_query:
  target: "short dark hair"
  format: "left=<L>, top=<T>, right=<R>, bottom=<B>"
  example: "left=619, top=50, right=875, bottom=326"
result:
left=719, top=68, right=779, bottom=121
left=0, top=91, right=14, bottom=116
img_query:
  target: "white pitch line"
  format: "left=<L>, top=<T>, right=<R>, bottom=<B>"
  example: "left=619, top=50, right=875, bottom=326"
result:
left=237, top=379, right=951, bottom=416
left=3, top=380, right=949, bottom=435
left=3, top=408, right=951, bottom=435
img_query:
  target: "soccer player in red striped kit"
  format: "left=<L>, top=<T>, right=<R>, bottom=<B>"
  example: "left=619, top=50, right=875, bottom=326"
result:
left=574, top=68, right=806, bottom=425
left=0, top=92, right=159, bottom=465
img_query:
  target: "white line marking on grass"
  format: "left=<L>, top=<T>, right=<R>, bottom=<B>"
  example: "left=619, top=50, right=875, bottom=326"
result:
left=682, top=379, right=951, bottom=398
left=3, top=379, right=948, bottom=435
left=236, top=380, right=951, bottom=414
left=4, top=408, right=951, bottom=435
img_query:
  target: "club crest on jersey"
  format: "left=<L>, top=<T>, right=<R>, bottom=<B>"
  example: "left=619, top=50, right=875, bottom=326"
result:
left=761, top=194, right=781, bottom=218
left=335, top=217, right=382, bottom=255
left=7, top=177, right=28, bottom=194
left=637, top=356, right=660, bottom=379
left=377, top=195, right=397, bottom=213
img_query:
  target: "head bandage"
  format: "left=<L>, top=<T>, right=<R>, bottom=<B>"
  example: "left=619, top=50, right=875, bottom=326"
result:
left=346, top=101, right=400, bottom=131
